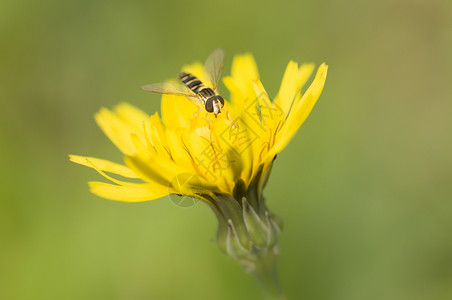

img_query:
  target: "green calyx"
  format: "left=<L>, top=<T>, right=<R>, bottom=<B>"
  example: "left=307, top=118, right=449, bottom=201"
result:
left=200, top=163, right=285, bottom=299
left=201, top=164, right=283, bottom=272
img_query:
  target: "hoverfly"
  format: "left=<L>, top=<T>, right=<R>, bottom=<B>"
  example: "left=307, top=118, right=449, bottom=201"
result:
left=141, top=49, right=226, bottom=118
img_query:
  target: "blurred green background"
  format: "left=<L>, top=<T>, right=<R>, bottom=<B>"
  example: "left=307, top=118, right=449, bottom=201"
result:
left=1, top=0, right=451, bottom=299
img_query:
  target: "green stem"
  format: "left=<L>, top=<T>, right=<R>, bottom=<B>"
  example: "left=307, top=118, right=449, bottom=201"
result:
left=249, top=250, right=285, bottom=300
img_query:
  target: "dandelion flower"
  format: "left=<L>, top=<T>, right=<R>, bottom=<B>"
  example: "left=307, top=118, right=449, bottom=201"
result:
left=70, top=50, right=327, bottom=299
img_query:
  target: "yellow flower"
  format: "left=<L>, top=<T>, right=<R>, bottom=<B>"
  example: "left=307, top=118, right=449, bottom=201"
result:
left=70, top=51, right=327, bottom=298
left=70, top=53, right=327, bottom=204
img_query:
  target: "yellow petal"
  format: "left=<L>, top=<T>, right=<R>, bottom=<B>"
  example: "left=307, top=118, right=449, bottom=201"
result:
left=227, top=53, right=259, bottom=107
left=88, top=181, right=168, bottom=202
left=95, top=108, right=137, bottom=155
left=114, top=102, right=149, bottom=133
left=169, top=172, right=211, bottom=197
left=69, top=155, right=138, bottom=178
left=210, top=118, right=244, bottom=185
left=137, top=112, right=172, bottom=160
left=231, top=53, right=259, bottom=91
left=252, top=80, right=283, bottom=131
left=274, top=62, right=316, bottom=115
left=125, top=155, right=192, bottom=187
left=149, top=112, right=168, bottom=149
left=270, top=63, right=328, bottom=157
left=161, top=94, right=199, bottom=129
left=295, top=63, right=315, bottom=95
left=166, top=128, right=199, bottom=172
left=223, top=75, right=245, bottom=109
left=275, top=61, right=299, bottom=114
left=291, top=63, right=328, bottom=122
left=232, top=80, right=280, bottom=180
left=183, top=129, right=217, bottom=179
left=74, top=156, right=145, bottom=188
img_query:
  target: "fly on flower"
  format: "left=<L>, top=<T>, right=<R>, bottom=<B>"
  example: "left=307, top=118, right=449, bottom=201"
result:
left=142, top=49, right=227, bottom=119
left=70, top=50, right=328, bottom=298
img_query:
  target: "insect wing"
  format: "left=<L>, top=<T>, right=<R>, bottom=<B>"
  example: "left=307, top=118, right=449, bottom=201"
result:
left=204, top=48, right=225, bottom=91
left=141, top=82, right=193, bottom=96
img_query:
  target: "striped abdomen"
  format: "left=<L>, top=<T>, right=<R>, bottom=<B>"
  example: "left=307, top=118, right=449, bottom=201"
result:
left=179, top=72, right=225, bottom=115
left=179, top=72, right=215, bottom=102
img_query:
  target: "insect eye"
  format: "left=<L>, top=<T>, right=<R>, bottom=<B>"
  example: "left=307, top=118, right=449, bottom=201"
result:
left=216, top=96, right=225, bottom=106
left=205, top=99, right=214, bottom=112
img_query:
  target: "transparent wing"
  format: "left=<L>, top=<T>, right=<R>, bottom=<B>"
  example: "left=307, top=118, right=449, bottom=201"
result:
left=204, top=48, right=225, bottom=92
left=141, top=82, right=194, bottom=96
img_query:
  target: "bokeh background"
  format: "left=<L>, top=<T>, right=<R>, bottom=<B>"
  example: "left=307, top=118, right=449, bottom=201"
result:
left=1, top=0, right=451, bottom=299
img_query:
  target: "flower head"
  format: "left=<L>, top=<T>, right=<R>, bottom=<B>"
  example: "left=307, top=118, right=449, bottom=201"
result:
left=70, top=53, right=327, bottom=203
left=70, top=51, right=327, bottom=298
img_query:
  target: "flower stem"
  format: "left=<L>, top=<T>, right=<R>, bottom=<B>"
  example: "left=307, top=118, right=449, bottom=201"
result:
left=249, top=250, right=285, bottom=300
